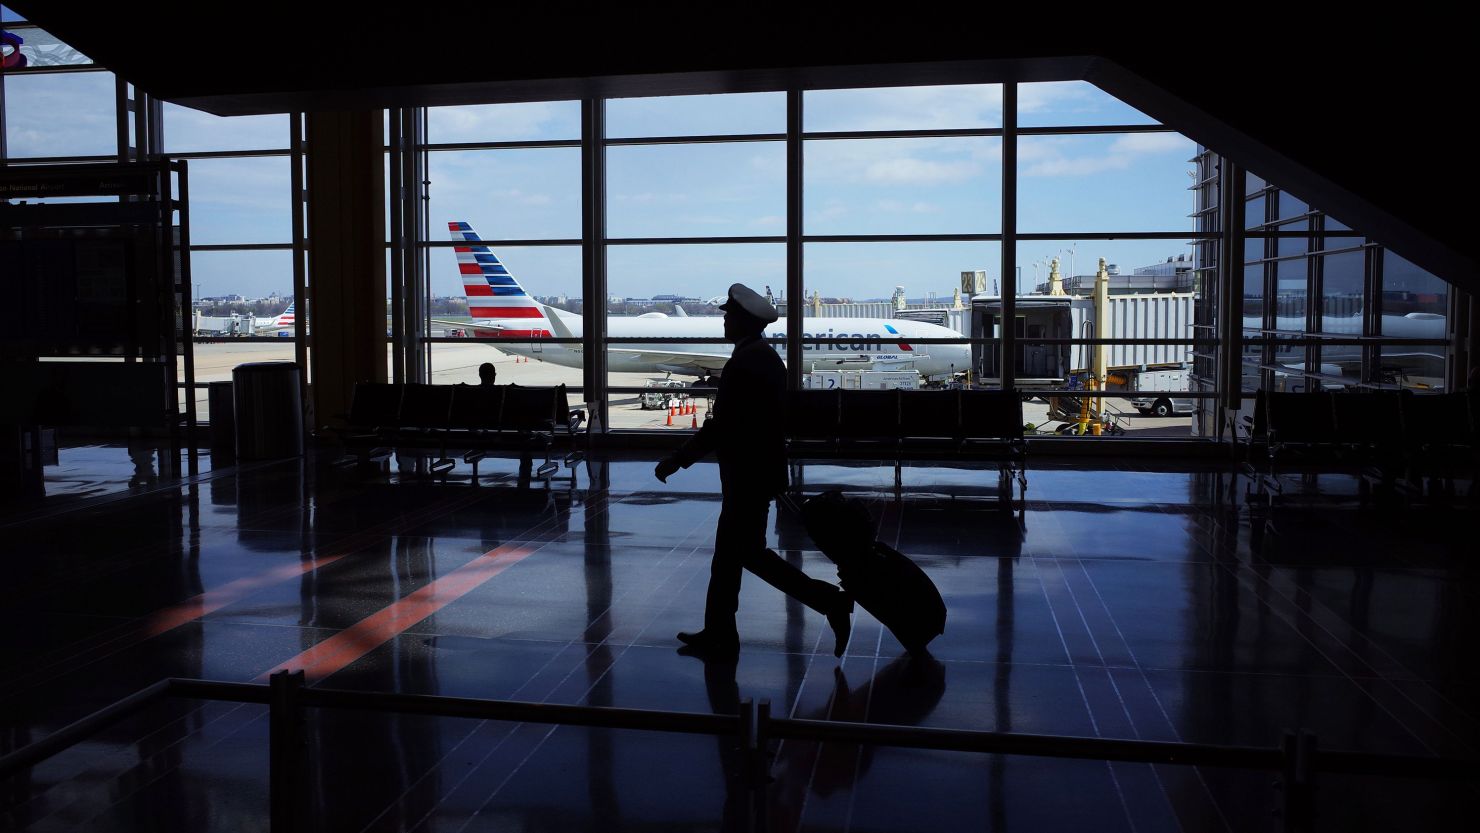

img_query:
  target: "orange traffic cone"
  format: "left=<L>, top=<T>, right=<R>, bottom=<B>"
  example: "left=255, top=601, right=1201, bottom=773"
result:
left=666, top=406, right=674, bottom=426
left=690, top=412, right=698, bottom=428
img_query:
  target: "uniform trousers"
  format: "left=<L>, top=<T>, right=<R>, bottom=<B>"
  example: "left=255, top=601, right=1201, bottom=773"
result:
left=704, top=492, right=839, bottom=638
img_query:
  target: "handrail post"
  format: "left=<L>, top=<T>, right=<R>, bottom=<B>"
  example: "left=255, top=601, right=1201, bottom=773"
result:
left=270, top=670, right=307, bottom=833
left=1276, top=729, right=1317, bottom=833
left=750, top=699, right=772, bottom=833
left=738, top=698, right=755, bottom=833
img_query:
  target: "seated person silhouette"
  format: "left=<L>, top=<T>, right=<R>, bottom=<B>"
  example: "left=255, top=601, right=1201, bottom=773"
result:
left=655, top=283, right=852, bottom=659
left=478, top=362, right=497, bottom=386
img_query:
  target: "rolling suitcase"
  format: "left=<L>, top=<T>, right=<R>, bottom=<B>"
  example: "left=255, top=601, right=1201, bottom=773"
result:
left=789, top=491, right=947, bottom=655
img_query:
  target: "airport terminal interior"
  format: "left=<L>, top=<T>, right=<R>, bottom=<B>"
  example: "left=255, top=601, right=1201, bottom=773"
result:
left=3, top=9, right=1478, bottom=832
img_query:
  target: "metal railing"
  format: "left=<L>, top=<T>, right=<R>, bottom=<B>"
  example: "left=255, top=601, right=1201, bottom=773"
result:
left=3, top=672, right=1476, bottom=833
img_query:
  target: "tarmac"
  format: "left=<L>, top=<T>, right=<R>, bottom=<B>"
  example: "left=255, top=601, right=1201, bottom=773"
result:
left=185, top=340, right=1194, bottom=435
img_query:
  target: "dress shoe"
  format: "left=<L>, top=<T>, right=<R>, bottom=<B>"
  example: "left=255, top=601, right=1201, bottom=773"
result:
left=826, top=595, right=854, bottom=658
left=676, top=629, right=739, bottom=658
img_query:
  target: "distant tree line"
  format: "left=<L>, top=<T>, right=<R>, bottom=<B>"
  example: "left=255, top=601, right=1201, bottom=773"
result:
left=196, top=299, right=290, bottom=318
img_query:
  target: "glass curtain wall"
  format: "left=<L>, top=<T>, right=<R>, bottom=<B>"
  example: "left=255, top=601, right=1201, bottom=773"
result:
left=1223, top=154, right=1451, bottom=396
left=2, top=10, right=300, bottom=423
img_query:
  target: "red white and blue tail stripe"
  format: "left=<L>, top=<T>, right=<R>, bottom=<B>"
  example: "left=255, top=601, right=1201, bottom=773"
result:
left=272, top=302, right=295, bottom=328
left=450, top=222, right=548, bottom=325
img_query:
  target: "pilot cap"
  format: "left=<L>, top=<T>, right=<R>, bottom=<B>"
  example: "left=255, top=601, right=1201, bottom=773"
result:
left=717, top=283, right=779, bottom=323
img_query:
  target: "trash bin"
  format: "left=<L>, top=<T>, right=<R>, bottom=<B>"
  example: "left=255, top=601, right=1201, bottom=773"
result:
left=208, top=381, right=236, bottom=462
left=232, top=361, right=303, bottom=460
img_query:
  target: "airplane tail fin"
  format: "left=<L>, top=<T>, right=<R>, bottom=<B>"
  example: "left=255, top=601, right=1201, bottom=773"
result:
left=449, top=221, right=552, bottom=337
left=273, top=301, right=295, bottom=328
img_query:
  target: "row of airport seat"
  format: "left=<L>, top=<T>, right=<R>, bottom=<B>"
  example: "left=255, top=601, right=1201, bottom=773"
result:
left=340, top=382, right=589, bottom=483
left=785, top=389, right=1028, bottom=507
left=1232, top=389, right=1478, bottom=505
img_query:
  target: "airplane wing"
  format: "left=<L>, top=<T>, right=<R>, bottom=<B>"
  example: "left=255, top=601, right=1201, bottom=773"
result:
left=608, top=348, right=730, bottom=373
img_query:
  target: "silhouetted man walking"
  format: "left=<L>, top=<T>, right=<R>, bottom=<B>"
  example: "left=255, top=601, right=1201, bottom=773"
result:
left=655, top=283, right=852, bottom=659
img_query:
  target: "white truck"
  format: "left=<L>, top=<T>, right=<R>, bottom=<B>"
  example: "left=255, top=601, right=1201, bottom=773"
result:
left=1127, top=368, right=1193, bottom=417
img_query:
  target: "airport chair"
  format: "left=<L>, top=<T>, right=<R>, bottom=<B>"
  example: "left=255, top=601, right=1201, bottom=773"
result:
left=394, top=384, right=457, bottom=479
left=787, top=389, right=841, bottom=455
left=1330, top=390, right=1406, bottom=506
left=958, top=390, right=1028, bottom=509
left=836, top=389, right=902, bottom=486
left=896, top=390, right=962, bottom=491
left=1261, top=391, right=1336, bottom=504
left=899, top=390, right=962, bottom=451
left=342, top=382, right=404, bottom=465
left=1399, top=391, right=1478, bottom=500
left=500, top=384, right=567, bottom=485
left=448, top=384, right=505, bottom=481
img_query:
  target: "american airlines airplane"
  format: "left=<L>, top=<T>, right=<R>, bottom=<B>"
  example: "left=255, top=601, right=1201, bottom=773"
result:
left=254, top=301, right=295, bottom=334
left=439, top=222, right=971, bottom=379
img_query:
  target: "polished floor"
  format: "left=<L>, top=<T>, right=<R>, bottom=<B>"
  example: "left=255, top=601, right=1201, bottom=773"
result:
left=1, top=448, right=1477, bottom=831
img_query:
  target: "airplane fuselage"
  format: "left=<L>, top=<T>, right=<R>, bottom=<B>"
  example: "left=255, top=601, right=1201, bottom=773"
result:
left=474, top=311, right=972, bottom=379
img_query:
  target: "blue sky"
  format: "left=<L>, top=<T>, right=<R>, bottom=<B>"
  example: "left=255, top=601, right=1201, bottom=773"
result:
left=6, top=70, right=1202, bottom=301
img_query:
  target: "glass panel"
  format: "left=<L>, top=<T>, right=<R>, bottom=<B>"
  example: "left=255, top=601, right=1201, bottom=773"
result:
left=1018, top=81, right=1158, bottom=127
left=1245, top=172, right=1266, bottom=194
left=606, top=142, right=785, bottom=239
left=1317, top=345, right=1363, bottom=389
left=162, top=102, right=288, bottom=153
left=1273, top=257, right=1308, bottom=329
left=190, top=249, right=294, bottom=302
left=804, top=137, right=1001, bottom=235
left=1014, top=239, right=1196, bottom=294
left=1320, top=250, right=1364, bottom=335
left=1242, top=264, right=1265, bottom=327
left=1379, top=345, right=1444, bottom=390
left=1244, top=236, right=1266, bottom=263
left=0, top=23, right=92, bottom=67
left=1244, top=195, right=1266, bottom=230
left=1381, top=252, right=1448, bottom=390
left=1018, top=132, right=1194, bottom=233
left=427, top=147, right=582, bottom=241
left=1010, top=240, right=1197, bottom=397
left=1276, top=219, right=1309, bottom=257
left=2, top=7, right=25, bottom=22
left=1325, top=216, right=1352, bottom=232
left=605, top=244, right=783, bottom=428
left=607, top=92, right=784, bottom=138
left=804, top=241, right=988, bottom=387
left=187, top=344, right=296, bottom=417
left=426, top=101, right=580, bottom=143
left=179, top=156, right=292, bottom=245
left=805, top=84, right=1002, bottom=132
left=428, top=244, right=581, bottom=313
left=3, top=70, right=116, bottom=157
left=427, top=244, right=583, bottom=388
left=1275, top=190, right=1309, bottom=221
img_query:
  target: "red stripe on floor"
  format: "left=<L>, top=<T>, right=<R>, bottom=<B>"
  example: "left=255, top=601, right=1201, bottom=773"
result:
left=260, top=545, right=536, bottom=683
left=142, top=555, right=347, bottom=638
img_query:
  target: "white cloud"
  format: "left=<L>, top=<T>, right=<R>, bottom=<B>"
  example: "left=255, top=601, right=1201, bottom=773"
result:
left=752, top=215, right=785, bottom=227
left=1020, top=133, right=1193, bottom=178
left=426, top=102, right=574, bottom=142
left=1110, top=133, right=1192, bottom=155
left=807, top=138, right=988, bottom=187
left=807, top=84, right=1002, bottom=131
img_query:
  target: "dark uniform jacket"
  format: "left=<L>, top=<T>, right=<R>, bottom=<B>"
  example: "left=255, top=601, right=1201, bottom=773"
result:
left=674, top=333, right=788, bottom=498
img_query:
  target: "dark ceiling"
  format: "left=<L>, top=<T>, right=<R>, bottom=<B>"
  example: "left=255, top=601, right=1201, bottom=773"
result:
left=7, top=5, right=1471, bottom=287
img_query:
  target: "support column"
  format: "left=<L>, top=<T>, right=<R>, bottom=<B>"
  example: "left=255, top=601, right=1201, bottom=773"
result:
left=582, top=99, right=609, bottom=434
left=305, top=110, right=387, bottom=433
left=786, top=89, right=804, bottom=390
left=1217, top=156, right=1246, bottom=415
left=1000, top=82, right=1017, bottom=392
